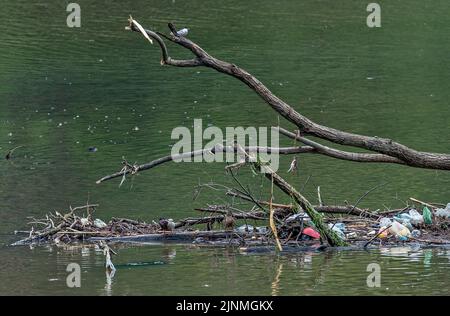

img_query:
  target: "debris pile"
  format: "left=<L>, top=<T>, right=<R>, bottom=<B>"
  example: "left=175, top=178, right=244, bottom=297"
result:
left=12, top=198, right=450, bottom=248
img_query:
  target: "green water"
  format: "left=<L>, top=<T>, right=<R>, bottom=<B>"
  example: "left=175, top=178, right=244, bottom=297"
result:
left=0, top=0, right=449, bottom=295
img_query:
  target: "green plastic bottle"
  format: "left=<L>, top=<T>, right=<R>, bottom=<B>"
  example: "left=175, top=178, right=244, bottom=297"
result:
left=422, top=206, right=432, bottom=225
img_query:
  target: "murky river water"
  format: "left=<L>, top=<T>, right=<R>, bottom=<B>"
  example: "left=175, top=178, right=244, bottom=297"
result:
left=0, top=0, right=449, bottom=295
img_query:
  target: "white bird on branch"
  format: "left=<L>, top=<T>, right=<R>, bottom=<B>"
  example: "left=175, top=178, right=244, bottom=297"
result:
left=176, top=28, right=189, bottom=37
left=168, top=22, right=189, bottom=37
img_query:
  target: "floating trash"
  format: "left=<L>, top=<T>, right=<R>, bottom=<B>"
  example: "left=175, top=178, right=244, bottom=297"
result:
left=255, top=226, right=268, bottom=234
left=302, top=227, right=320, bottom=239
left=379, top=217, right=392, bottom=227
left=422, top=207, right=433, bottom=225
left=408, top=209, right=424, bottom=226
left=328, top=223, right=346, bottom=240
left=435, top=203, right=450, bottom=219
left=389, top=221, right=411, bottom=238
left=94, top=218, right=107, bottom=229
left=236, top=225, right=254, bottom=233
left=286, top=213, right=310, bottom=224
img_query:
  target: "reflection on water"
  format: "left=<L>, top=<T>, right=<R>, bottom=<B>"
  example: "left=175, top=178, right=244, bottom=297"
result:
left=1, top=0, right=450, bottom=295
left=0, top=244, right=449, bottom=295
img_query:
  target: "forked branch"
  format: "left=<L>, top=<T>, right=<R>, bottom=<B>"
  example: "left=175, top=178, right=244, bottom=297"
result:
left=122, top=17, right=450, bottom=170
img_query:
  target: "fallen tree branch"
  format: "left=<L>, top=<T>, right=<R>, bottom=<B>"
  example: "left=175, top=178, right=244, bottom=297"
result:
left=96, top=144, right=313, bottom=184
left=275, top=127, right=405, bottom=165
left=124, top=17, right=450, bottom=170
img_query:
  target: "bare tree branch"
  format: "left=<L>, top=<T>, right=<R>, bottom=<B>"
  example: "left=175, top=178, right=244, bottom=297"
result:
left=96, top=144, right=313, bottom=184
left=126, top=17, right=450, bottom=170
left=275, top=127, right=405, bottom=165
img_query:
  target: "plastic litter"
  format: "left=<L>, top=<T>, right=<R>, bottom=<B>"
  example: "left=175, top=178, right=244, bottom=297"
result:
left=286, top=213, right=310, bottom=224
left=393, top=215, right=413, bottom=231
left=333, top=222, right=346, bottom=232
left=411, top=230, right=421, bottom=238
left=408, top=209, right=424, bottom=226
left=435, top=203, right=450, bottom=219
left=379, top=217, right=392, bottom=227
left=94, top=218, right=107, bottom=229
left=255, top=226, right=268, bottom=234
left=389, top=221, right=411, bottom=238
left=422, top=206, right=433, bottom=225
left=236, top=225, right=254, bottom=233
left=377, top=226, right=389, bottom=239
left=302, top=227, right=320, bottom=239
left=396, top=213, right=412, bottom=221
left=328, top=223, right=346, bottom=240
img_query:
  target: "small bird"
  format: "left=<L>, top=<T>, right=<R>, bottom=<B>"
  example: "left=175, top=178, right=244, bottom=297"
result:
left=168, top=23, right=188, bottom=37
left=223, top=210, right=235, bottom=231
left=176, top=28, right=189, bottom=37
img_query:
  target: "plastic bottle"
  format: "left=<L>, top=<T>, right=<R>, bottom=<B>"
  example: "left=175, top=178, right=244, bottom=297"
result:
left=422, top=206, right=433, bottom=225
left=435, top=206, right=450, bottom=219
left=408, top=209, right=424, bottom=226
left=377, top=226, right=389, bottom=239
left=379, top=217, right=392, bottom=227
left=388, top=221, right=411, bottom=238
left=393, top=215, right=414, bottom=231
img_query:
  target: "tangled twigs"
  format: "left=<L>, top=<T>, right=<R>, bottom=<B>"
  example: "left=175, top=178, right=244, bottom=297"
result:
left=12, top=204, right=160, bottom=246
left=118, top=159, right=139, bottom=187
left=225, top=190, right=379, bottom=219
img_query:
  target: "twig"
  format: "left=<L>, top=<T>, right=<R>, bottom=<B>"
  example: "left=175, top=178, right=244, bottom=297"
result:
left=317, top=186, right=323, bottom=206
left=409, top=197, right=436, bottom=209
left=269, top=174, right=283, bottom=251
left=348, top=182, right=388, bottom=217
